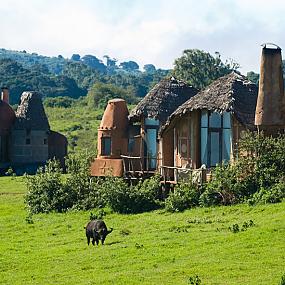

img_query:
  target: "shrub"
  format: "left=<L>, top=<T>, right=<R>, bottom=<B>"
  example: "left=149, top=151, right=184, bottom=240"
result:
left=199, top=163, right=240, bottom=207
left=248, top=181, right=285, bottom=205
left=25, top=159, right=72, bottom=213
left=165, top=182, right=200, bottom=212
left=103, top=174, right=161, bottom=214
left=200, top=133, right=285, bottom=207
left=188, top=275, right=202, bottom=285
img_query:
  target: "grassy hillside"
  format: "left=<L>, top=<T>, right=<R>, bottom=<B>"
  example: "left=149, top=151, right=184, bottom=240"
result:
left=0, top=176, right=284, bottom=285
left=45, top=103, right=103, bottom=154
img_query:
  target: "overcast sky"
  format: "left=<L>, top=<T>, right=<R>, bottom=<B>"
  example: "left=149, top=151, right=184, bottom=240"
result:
left=1, top=0, right=285, bottom=73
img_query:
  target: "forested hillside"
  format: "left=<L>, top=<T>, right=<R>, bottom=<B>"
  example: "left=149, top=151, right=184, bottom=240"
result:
left=0, top=48, right=169, bottom=104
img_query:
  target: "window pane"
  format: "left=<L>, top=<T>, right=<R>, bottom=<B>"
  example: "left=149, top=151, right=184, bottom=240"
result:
left=222, top=129, right=232, bottom=162
left=223, top=112, right=231, bottom=128
left=209, top=112, right=221, bottom=128
left=200, top=128, right=208, bottom=165
left=145, top=128, right=157, bottom=169
left=201, top=110, right=208, bottom=127
left=210, top=132, right=220, bottom=166
left=145, top=118, right=159, bottom=126
left=102, top=137, right=111, bottom=155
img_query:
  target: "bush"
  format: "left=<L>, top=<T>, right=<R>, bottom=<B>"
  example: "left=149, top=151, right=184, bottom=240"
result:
left=25, top=156, right=161, bottom=214
left=25, top=159, right=72, bottom=213
left=200, top=133, right=285, bottom=207
left=103, top=174, right=161, bottom=214
left=199, top=163, right=240, bottom=207
left=248, top=182, right=285, bottom=205
left=165, top=182, right=200, bottom=212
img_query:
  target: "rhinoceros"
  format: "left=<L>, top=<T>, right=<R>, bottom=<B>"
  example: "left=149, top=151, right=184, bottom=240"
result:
left=85, top=220, right=113, bottom=246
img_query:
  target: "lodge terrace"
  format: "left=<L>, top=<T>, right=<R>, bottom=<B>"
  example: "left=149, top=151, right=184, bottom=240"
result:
left=90, top=44, right=285, bottom=185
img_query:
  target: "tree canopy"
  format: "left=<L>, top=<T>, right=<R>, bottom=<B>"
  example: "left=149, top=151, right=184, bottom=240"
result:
left=172, top=49, right=240, bottom=90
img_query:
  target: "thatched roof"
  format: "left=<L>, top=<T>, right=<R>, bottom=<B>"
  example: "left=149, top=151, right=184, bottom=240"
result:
left=161, top=72, right=258, bottom=133
left=129, top=77, right=198, bottom=124
left=14, top=91, right=50, bottom=130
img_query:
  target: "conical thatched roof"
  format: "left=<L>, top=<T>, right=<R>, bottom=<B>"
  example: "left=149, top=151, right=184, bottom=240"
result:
left=129, top=77, right=198, bottom=125
left=161, top=72, right=258, bottom=133
left=14, top=91, right=50, bottom=130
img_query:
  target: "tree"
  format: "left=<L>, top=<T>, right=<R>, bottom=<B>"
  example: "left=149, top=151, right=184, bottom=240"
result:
left=103, top=55, right=117, bottom=68
left=119, top=61, right=139, bottom=72
left=71, top=54, right=81, bottom=61
left=247, top=71, right=259, bottom=85
left=143, top=64, right=156, bottom=73
left=87, top=82, right=138, bottom=108
left=172, top=49, right=240, bottom=90
left=81, top=55, right=106, bottom=72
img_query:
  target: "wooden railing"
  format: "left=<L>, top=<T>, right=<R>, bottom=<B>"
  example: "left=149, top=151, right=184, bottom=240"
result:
left=160, top=165, right=206, bottom=185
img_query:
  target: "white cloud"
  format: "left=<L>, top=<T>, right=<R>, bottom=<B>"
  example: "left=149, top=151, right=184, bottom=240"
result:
left=1, top=0, right=285, bottom=72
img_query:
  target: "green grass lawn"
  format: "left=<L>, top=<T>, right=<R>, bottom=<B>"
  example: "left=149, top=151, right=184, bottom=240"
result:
left=0, top=176, right=284, bottom=285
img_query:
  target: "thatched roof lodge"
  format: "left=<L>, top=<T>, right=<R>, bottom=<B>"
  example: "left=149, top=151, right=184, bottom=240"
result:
left=129, top=77, right=198, bottom=125
left=158, top=72, right=258, bottom=183
left=161, top=72, right=258, bottom=133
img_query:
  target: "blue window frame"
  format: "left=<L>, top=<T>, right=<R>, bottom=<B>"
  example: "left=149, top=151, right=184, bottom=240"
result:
left=200, top=110, right=232, bottom=167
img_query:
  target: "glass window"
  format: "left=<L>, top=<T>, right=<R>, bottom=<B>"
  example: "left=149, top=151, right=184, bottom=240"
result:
left=200, top=128, right=208, bottom=165
left=209, top=112, right=221, bottom=128
left=26, top=138, right=31, bottom=145
left=201, top=110, right=208, bottom=127
left=200, top=111, right=232, bottom=167
left=210, top=132, right=220, bottom=166
left=223, top=112, right=231, bottom=128
left=102, top=137, right=111, bottom=156
left=222, top=129, right=232, bottom=161
left=145, top=128, right=157, bottom=169
left=145, top=118, right=159, bottom=126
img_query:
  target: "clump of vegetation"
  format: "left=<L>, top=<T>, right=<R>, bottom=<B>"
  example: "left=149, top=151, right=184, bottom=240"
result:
left=248, top=182, right=285, bottom=205
left=25, top=155, right=161, bottom=214
left=103, top=174, right=161, bottom=214
left=228, top=220, right=254, bottom=233
left=188, top=275, right=202, bottom=285
left=165, top=181, right=200, bottom=212
left=200, top=132, right=285, bottom=207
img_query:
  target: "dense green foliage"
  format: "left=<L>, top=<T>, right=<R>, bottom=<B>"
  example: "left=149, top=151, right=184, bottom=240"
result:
left=165, top=181, right=201, bottom=212
left=25, top=156, right=161, bottom=214
left=0, top=58, right=85, bottom=104
left=1, top=176, right=285, bottom=284
left=202, top=132, right=285, bottom=207
left=87, top=82, right=139, bottom=108
left=172, top=49, right=239, bottom=89
left=0, top=48, right=169, bottom=104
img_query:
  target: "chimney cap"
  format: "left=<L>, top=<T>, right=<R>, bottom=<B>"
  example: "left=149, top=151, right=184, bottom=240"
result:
left=261, top=43, right=281, bottom=49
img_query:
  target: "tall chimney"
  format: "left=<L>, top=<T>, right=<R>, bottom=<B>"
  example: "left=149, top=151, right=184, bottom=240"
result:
left=255, top=44, right=285, bottom=133
left=1, top=87, right=9, bottom=104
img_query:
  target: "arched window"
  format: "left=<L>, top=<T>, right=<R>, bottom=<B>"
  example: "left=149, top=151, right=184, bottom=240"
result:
left=200, top=110, right=232, bottom=167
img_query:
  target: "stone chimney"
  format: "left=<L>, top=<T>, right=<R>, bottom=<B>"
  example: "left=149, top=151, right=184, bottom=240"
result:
left=1, top=87, right=9, bottom=104
left=255, top=44, right=285, bottom=133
